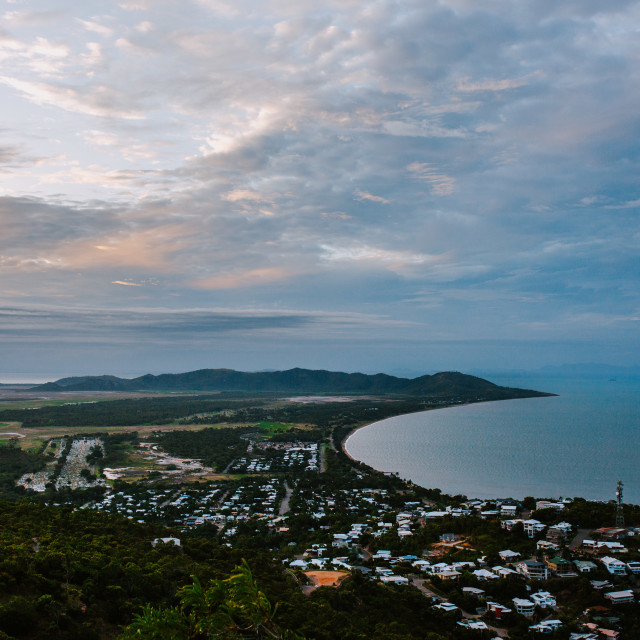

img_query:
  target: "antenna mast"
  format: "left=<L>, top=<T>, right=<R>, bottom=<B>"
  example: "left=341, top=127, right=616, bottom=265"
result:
left=616, top=480, right=624, bottom=528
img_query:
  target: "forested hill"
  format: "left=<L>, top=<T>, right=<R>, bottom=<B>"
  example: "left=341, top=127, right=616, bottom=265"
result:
left=33, top=368, right=551, bottom=398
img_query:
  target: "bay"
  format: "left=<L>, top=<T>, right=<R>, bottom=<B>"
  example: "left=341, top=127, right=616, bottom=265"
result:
left=344, top=375, right=640, bottom=504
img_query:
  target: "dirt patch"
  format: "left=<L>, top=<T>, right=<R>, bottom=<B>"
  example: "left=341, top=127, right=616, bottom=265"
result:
left=304, top=571, right=349, bottom=588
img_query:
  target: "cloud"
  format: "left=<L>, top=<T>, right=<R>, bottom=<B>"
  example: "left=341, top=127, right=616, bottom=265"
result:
left=605, top=198, right=640, bottom=210
left=0, top=76, right=145, bottom=119
left=76, top=19, right=114, bottom=37
left=456, top=75, right=535, bottom=93
left=0, top=305, right=414, bottom=346
left=353, top=189, right=389, bottom=204
left=112, top=280, right=143, bottom=286
left=191, top=267, right=295, bottom=290
left=406, top=163, right=455, bottom=196
left=1, top=1, right=640, bottom=371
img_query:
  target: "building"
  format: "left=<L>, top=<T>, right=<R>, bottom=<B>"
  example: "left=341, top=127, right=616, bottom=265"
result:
left=574, top=560, right=597, bottom=573
left=473, top=568, right=499, bottom=581
left=523, top=519, right=546, bottom=538
left=516, top=560, right=549, bottom=580
left=546, top=556, right=576, bottom=576
left=530, top=620, right=562, bottom=633
left=604, top=590, right=634, bottom=604
left=594, top=527, right=628, bottom=540
left=626, top=561, right=640, bottom=575
left=582, top=540, right=628, bottom=554
left=536, top=501, right=565, bottom=511
left=530, top=591, right=557, bottom=608
left=537, top=540, right=559, bottom=552
left=379, top=575, right=409, bottom=585
left=433, top=601, right=458, bottom=612
left=512, top=597, right=536, bottom=617
left=499, top=549, right=521, bottom=562
left=601, top=556, right=627, bottom=576
left=492, top=565, right=519, bottom=578
left=501, top=518, right=522, bottom=531
left=486, top=601, right=512, bottom=619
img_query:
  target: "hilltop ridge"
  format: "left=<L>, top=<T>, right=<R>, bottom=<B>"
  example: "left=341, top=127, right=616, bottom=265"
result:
left=32, top=367, right=552, bottom=399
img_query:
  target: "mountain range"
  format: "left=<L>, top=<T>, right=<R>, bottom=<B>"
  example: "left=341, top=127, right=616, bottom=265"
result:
left=33, top=368, right=551, bottom=399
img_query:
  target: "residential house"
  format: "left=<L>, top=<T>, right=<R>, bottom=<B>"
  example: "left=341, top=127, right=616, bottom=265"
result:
left=433, top=602, right=458, bottom=612
left=523, top=519, right=546, bottom=538
left=530, top=591, right=557, bottom=608
left=516, top=560, right=549, bottom=580
left=456, top=620, right=489, bottom=630
left=501, top=518, right=522, bottom=531
left=492, top=565, right=519, bottom=578
left=473, top=568, right=499, bottom=581
left=537, top=540, right=559, bottom=552
left=601, top=556, right=627, bottom=576
left=574, top=560, right=597, bottom=573
left=536, top=501, right=565, bottom=511
left=546, top=556, right=576, bottom=576
left=379, top=575, right=409, bottom=585
left=486, top=601, right=512, bottom=619
left=530, top=620, right=563, bottom=633
left=512, top=597, right=536, bottom=617
left=590, top=580, right=613, bottom=590
left=582, top=540, right=628, bottom=554
left=626, top=561, right=640, bottom=575
left=501, top=505, right=518, bottom=517
left=594, top=527, right=628, bottom=541
left=499, top=549, right=521, bottom=563
left=604, top=590, right=634, bottom=604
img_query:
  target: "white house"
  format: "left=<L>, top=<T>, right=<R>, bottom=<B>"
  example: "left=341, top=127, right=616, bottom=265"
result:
left=512, top=597, right=536, bottom=617
left=523, top=519, right=547, bottom=538
left=380, top=575, right=409, bottom=586
left=531, top=591, right=556, bottom=608
left=601, top=556, right=627, bottom=576
left=626, top=561, right=640, bottom=574
left=529, top=620, right=562, bottom=633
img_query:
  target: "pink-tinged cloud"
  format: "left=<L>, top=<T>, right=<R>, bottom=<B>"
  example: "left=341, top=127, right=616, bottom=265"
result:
left=191, top=266, right=294, bottom=289
left=354, top=189, right=389, bottom=204
left=223, top=189, right=266, bottom=202
left=112, top=280, right=142, bottom=286
left=406, top=162, right=455, bottom=196
left=54, top=225, right=191, bottom=271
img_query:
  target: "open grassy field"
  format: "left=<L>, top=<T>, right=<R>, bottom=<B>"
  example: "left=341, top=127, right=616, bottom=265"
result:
left=0, top=422, right=257, bottom=452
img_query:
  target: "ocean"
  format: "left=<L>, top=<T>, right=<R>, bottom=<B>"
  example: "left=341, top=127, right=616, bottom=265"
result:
left=344, top=375, right=640, bottom=504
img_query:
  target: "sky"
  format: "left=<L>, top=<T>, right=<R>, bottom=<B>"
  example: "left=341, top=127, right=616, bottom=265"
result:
left=1, top=0, right=639, bottom=381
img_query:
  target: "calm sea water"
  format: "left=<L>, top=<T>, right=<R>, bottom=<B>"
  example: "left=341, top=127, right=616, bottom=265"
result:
left=345, top=376, right=640, bottom=504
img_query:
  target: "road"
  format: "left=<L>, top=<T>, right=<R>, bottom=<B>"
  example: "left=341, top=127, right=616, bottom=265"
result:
left=570, top=527, right=593, bottom=550
left=279, top=481, right=293, bottom=516
left=320, top=443, right=328, bottom=472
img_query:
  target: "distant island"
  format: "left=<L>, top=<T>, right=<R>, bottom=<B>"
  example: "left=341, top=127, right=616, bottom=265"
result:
left=31, top=367, right=553, bottom=399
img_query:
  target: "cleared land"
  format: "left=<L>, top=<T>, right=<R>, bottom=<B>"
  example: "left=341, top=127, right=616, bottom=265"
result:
left=304, top=571, right=350, bottom=588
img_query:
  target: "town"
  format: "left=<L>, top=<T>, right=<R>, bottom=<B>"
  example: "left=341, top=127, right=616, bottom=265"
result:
left=9, top=421, right=640, bottom=640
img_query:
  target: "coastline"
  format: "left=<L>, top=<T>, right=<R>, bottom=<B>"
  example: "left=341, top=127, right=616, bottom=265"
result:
left=339, top=384, right=640, bottom=503
left=340, top=401, right=474, bottom=465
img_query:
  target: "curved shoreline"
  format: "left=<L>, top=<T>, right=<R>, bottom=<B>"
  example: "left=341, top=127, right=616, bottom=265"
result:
left=339, top=394, right=572, bottom=499
left=340, top=401, right=474, bottom=464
